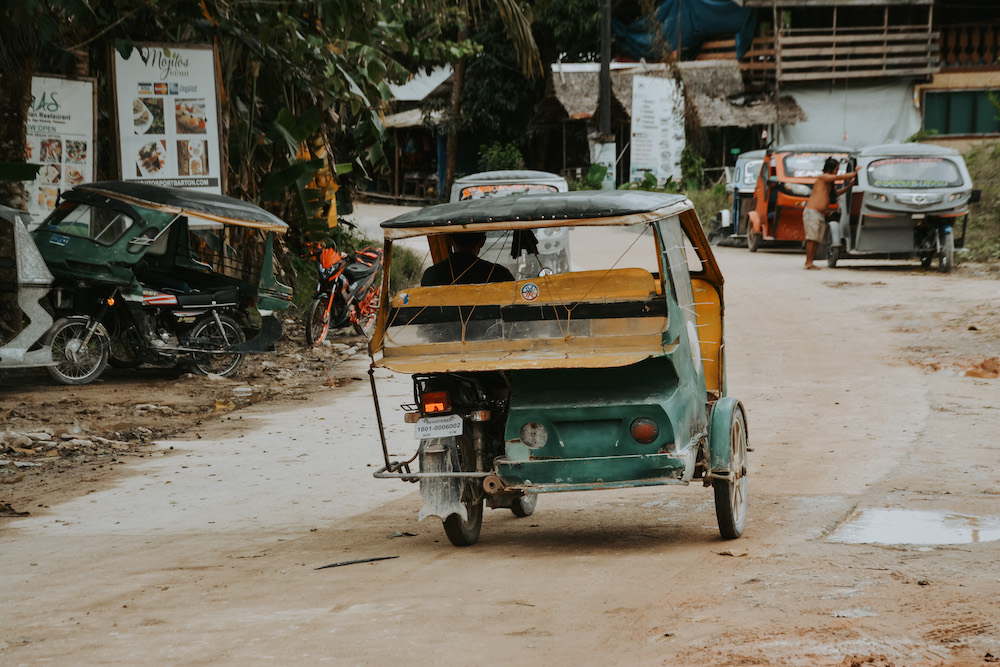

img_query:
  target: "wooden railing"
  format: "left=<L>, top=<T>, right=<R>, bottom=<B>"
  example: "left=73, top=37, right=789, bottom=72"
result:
left=739, top=35, right=777, bottom=88
left=696, top=38, right=739, bottom=61
left=939, top=24, right=1000, bottom=69
left=732, top=26, right=938, bottom=83
left=777, top=26, right=939, bottom=82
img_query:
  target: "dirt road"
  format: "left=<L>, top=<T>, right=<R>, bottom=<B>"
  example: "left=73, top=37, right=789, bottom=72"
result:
left=3, top=245, right=1000, bottom=666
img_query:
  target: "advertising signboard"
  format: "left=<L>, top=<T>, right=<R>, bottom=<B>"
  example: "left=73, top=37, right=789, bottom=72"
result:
left=112, top=44, right=224, bottom=193
left=630, top=75, right=684, bottom=185
left=26, top=76, right=96, bottom=227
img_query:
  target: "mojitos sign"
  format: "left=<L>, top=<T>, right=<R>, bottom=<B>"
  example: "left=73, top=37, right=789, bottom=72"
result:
left=112, top=44, right=224, bottom=194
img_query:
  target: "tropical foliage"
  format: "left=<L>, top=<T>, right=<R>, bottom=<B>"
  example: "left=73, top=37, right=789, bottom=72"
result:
left=960, top=142, right=1000, bottom=263
left=478, top=141, right=524, bottom=171
left=0, top=0, right=473, bottom=239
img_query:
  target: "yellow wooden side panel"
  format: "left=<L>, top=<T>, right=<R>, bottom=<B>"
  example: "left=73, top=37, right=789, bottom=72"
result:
left=379, top=268, right=669, bottom=373
left=390, top=268, right=657, bottom=308
left=380, top=334, right=676, bottom=373
left=692, top=277, right=722, bottom=396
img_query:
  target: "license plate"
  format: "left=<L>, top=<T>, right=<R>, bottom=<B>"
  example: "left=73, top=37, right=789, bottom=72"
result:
left=413, top=414, right=464, bottom=439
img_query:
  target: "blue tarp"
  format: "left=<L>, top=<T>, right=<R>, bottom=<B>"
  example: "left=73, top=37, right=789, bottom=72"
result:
left=613, top=0, right=757, bottom=61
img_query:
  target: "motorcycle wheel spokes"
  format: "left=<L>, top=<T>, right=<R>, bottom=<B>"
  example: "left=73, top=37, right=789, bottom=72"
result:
left=188, top=314, right=245, bottom=378
left=46, top=318, right=110, bottom=385
left=306, top=292, right=332, bottom=346
left=353, top=286, right=380, bottom=338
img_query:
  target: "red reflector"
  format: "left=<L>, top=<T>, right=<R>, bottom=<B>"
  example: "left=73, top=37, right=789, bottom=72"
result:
left=630, top=418, right=659, bottom=444
left=421, top=391, right=451, bottom=413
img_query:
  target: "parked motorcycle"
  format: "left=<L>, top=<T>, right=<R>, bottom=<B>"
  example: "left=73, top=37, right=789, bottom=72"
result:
left=44, top=282, right=266, bottom=384
left=26, top=181, right=293, bottom=385
left=304, top=242, right=382, bottom=344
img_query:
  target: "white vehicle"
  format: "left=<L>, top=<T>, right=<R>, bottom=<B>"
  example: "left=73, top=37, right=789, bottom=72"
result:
left=450, top=170, right=570, bottom=277
left=831, top=144, right=979, bottom=272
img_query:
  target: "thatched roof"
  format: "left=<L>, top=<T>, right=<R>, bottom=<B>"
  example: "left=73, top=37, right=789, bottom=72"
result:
left=548, top=61, right=804, bottom=128
left=678, top=61, right=744, bottom=97
left=549, top=67, right=602, bottom=119
left=689, top=93, right=806, bottom=127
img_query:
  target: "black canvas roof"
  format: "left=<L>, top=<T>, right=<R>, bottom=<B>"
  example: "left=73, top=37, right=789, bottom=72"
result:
left=68, top=181, right=288, bottom=230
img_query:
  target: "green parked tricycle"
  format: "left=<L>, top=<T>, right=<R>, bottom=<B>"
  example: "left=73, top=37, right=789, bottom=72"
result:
left=2, top=181, right=292, bottom=384
left=368, top=190, right=748, bottom=546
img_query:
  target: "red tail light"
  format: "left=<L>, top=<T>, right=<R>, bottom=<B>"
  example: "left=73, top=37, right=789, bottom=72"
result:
left=630, top=418, right=659, bottom=444
left=421, top=391, right=451, bottom=414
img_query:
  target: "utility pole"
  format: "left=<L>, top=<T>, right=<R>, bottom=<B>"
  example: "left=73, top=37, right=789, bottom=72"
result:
left=600, top=0, right=611, bottom=140
left=592, top=0, right=617, bottom=189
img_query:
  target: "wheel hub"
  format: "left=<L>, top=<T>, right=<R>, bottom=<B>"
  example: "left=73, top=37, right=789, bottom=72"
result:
left=65, top=339, right=84, bottom=362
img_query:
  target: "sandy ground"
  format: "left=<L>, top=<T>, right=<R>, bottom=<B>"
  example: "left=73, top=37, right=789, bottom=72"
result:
left=3, top=225, right=1000, bottom=666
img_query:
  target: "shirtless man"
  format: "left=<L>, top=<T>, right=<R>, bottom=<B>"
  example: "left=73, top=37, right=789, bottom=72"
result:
left=803, top=157, right=857, bottom=270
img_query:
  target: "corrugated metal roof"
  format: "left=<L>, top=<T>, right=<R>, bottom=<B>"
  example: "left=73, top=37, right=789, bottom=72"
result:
left=387, top=67, right=453, bottom=102
left=383, top=108, right=444, bottom=129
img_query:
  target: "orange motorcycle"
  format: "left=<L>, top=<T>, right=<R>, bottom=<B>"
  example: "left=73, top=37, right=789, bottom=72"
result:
left=304, top=242, right=382, bottom=344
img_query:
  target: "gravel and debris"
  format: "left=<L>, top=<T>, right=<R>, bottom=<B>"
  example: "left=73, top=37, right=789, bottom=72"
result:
left=0, top=321, right=370, bottom=495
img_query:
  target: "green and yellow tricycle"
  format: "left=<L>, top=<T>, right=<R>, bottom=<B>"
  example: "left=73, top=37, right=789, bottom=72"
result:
left=367, top=190, right=748, bottom=546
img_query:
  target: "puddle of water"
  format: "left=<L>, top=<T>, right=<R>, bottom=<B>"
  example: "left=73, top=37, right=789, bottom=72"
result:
left=829, top=508, right=1000, bottom=545
left=831, top=607, right=878, bottom=618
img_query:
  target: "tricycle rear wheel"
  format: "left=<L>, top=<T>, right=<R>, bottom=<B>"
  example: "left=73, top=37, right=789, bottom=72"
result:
left=443, top=498, right=483, bottom=546
left=714, top=406, right=748, bottom=539
left=938, top=229, right=954, bottom=274
left=510, top=493, right=537, bottom=518
left=441, top=434, right=484, bottom=546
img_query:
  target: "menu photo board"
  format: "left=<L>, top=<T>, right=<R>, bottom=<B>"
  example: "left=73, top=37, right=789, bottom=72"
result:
left=26, top=76, right=96, bottom=226
left=112, top=44, right=223, bottom=194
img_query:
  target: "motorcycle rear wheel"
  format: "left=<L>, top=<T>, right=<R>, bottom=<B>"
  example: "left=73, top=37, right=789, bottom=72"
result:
left=109, top=329, right=144, bottom=369
left=305, top=293, right=332, bottom=345
left=45, top=316, right=111, bottom=385
left=188, top=314, right=245, bottom=378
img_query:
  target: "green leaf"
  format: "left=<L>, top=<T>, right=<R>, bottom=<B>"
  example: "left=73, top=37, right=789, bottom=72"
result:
left=113, top=39, right=136, bottom=60
left=367, top=142, right=385, bottom=166
left=366, top=57, right=386, bottom=83
left=267, top=107, right=322, bottom=154
left=586, top=164, right=608, bottom=189
left=260, top=159, right=325, bottom=201
left=335, top=63, right=372, bottom=109
left=333, top=162, right=353, bottom=175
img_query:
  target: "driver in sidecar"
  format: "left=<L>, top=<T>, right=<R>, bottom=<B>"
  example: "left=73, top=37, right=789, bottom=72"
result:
left=420, top=232, right=514, bottom=286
